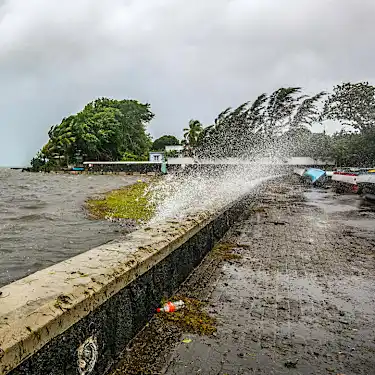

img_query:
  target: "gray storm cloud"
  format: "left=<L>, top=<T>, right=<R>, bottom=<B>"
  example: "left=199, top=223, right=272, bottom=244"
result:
left=0, top=0, right=374, bottom=165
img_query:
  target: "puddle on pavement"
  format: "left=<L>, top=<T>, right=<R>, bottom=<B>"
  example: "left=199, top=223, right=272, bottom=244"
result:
left=278, top=275, right=325, bottom=302
left=278, top=322, right=333, bottom=344
left=304, top=190, right=361, bottom=214
left=343, top=219, right=375, bottom=231
left=303, top=189, right=375, bottom=232
left=327, top=277, right=375, bottom=316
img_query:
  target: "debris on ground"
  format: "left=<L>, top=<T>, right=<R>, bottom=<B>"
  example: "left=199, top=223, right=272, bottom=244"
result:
left=156, top=300, right=185, bottom=313
left=210, top=242, right=242, bottom=261
left=284, top=359, right=299, bottom=368
left=159, top=296, right=216, bottom=335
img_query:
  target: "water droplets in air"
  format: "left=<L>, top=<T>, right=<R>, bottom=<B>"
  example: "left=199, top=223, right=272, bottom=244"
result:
left=147, top=160, right=280, bottom=223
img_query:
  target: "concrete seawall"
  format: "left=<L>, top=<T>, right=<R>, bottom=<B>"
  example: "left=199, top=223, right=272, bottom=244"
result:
left=0, top=192, right=256, bottom=375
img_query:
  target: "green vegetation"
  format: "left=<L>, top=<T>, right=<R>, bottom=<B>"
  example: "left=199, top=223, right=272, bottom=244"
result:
left=85, top=182, right=154, bottom=222
left=121, top=152, right=149, bottom=162
left=151, top=135, right=180, bottom=151
left=195, top=88, right=326, bottom=159
left=31, top=98, right=154, bottom=171
left=31, top=81, right=375, bottom=170
left=322, top=82, right=375, bottom=166
left=164, top=150, right=179, bottom=159
left=193, top=81, right=375, bottom=166
left=323, top=82, right=375, bottom=133
left=182, top=119, right=203, bottom=157
left=183, top=119, right=203, bottom=147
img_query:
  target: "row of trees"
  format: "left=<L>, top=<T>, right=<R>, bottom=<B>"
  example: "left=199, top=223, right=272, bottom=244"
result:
left=180, top=82, right=375, bottom=166
left=31, top=99, right=182, bottom=171
left=31, top=97, right=192, bottom=171
left=32, top=98, right=154, bottom=170
left=32, top=81, right=375, bottom=171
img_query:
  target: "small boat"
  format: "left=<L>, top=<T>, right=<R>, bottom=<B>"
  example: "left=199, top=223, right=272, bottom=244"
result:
left=357, top=172, right=375, bottom=184
left=332, top=171, right=358, bottom=184
left=332, top=168, right=373, bottom=193
left=303, top=168, right=326, bottom=185
left=332, top=170, right=359, bottom=193
left=357, top=169, right=375, bottom=201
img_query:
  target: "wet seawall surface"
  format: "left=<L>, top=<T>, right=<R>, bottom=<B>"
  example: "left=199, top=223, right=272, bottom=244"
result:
left=0, top=169, right=140, bottom=287
left=1, top=185, right=254, bottom=375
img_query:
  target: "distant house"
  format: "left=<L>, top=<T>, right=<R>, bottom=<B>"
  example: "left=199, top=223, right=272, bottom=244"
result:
left=165, top=145, right=184, bottom=157
left=149, top=152, right=164, bottom=162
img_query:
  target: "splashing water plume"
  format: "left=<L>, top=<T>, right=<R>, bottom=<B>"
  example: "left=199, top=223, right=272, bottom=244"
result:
left=147, top=85, right=319, bottom=222
left=148, top=161, right=281, bottom=223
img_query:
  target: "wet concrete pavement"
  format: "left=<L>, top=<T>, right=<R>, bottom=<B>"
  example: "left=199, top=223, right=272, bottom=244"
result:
left=112, top=180, right=375, bottom=375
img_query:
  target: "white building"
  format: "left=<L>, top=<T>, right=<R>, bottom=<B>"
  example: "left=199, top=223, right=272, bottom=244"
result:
left=149, top=152, right=164, bottom=162
left=165, top=145, right=184, bottom=157
left=165, top=145, right=184, bottom=152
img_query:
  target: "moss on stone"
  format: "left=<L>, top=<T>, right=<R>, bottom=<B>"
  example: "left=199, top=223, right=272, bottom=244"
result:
left=85, top=181, right=154, bottom=222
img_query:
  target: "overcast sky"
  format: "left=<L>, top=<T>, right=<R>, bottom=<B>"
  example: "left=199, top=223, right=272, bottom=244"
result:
left=1, top=0, right=374, bottom=166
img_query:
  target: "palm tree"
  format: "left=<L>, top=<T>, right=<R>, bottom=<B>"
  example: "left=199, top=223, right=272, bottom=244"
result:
left=183, top=119, right=203, bottom=148
left=183, top=119, right=203, bottom=157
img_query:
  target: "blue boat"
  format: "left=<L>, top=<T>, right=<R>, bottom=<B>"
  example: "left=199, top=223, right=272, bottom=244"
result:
left=303, top=168, right=326, bottom=184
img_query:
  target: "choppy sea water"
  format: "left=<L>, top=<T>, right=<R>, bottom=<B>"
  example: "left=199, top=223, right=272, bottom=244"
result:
left=0, top=169, right=139, bottom=287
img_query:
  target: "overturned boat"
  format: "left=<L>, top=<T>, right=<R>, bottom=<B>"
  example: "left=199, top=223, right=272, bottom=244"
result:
left=332, top=168, right=373, bottom=193
left=332, top=170, right=359, bottom=193
left=302, top=168, right=327, bottom=185
left=357, top=170, right=375, bottom=201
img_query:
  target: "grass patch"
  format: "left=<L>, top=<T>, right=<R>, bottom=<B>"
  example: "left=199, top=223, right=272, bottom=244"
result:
left=210, top=242, right=242, bottom=261
left=85, top=182, right=154, bottom=222
left=159, top=296, right=217, bottom=335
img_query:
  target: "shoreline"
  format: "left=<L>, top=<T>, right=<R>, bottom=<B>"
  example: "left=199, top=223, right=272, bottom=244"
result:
left=0, top=172, right=143, bottom=288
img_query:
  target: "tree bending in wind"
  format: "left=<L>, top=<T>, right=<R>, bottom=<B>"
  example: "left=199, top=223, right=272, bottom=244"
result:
left=183, top=120, right=203, bottom=147
left=182, top=120, right=203, bottom=156
left=33, top=98, right=154, bottom=170
left=196, top=87, right=325, bottom=159
left=322, top=82, right=375, bottom=133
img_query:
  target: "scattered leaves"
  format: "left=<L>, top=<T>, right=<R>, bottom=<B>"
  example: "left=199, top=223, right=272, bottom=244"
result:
left=210, top=242, right=242, bottom=261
